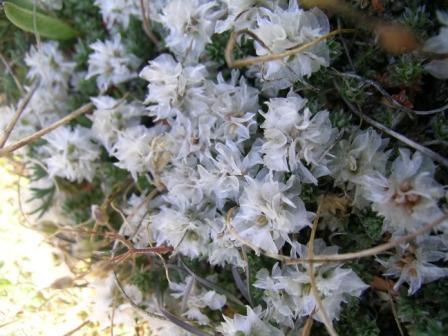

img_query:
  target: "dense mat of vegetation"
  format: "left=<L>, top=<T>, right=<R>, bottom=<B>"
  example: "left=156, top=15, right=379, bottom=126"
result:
left=1, top=0, right=448, bottom=334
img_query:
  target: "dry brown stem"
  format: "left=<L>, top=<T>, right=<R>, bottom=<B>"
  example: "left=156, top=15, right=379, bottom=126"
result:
left=338, top=92, right=448, bottom=169
left=307, top=201, right=338, bottom=336
left=0, top=81, right=39, bottom=148
left=139, top=0, right=160, bottom=46
left=225, top=29, right=353, bottom=68
left=0, top=102, right=94, bottom=157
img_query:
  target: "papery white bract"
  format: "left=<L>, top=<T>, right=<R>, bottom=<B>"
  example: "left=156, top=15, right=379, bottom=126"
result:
left=42, top=126, right=100, bottom=183
left=139, top=53, right=210, bottom=120
left=156, top=0, right=223, bottom=63
left=170, top=276, right=226, bottom=324
left=87, top=35, right=140, bottom=90
left=151, top=203, right=211, bottom=258
left=89, top=95, right=145, bottom=152
left=254, top=241, right=368, bottom=326
left=218, top=306, right=284, bottom=336
left=423, top=12, right=448, bottom=79
left=359, top=149, right=446, bottom=233
left=233, top=174, right=311, bottom=254
left=247, top=1, right=330, bottom=92
left=261, top=91, right=336, bottom=183
left=111, top=125, right=166, bottom=180
left=328, top=128, right=390, bottom=207
left=94, top=0, right=141, bottom=30
left=25, top=41, right=75, bottom=89
left=378, top=236, right=448, bottom=295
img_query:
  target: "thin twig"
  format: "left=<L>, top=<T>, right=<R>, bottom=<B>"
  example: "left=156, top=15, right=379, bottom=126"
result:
left=225, top=29, right=354, bottom=68
left=337, top=18, right=355, bottom=71
left=301, top=315, right=315, bottom=336
left=336, top=71, right=448, bottom=115
left=0, top=81, right=40, bottom=148
left=336, top=85, right=448, bottom=168
left=0, top=52, right=25, bottom=95
left=388, top=292, right=405, bottom=336
left=227, top=208, right=448, bottom=265
left=62, top=320, right=90, bottom=336
left=0, top=102, right=94, bottom=157
left=307, top=200, right=338, bottom=336
left=285, top=213, right=448, bottom=264
left=139, top=0, right=160, bottom=46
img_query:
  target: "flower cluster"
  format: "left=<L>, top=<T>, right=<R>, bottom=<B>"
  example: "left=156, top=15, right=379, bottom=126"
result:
left=3, top=0, right=448, bottom=334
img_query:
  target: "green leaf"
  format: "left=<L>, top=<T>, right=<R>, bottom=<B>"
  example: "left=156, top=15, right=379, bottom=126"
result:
left=4, top=2, right=78, bottom=40
left=6, top=0, right=46, bottom=14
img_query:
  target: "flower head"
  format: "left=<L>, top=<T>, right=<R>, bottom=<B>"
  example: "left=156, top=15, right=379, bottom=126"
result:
left=87, top=35, right=140, bottom=90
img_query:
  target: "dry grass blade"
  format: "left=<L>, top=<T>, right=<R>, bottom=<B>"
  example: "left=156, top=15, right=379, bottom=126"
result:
left=337, top=85, right=448, bottom=168
left=139, top=0, right=160, bottom=47
left=0, top=102, right=94, bottom=157
left=160, top=308, right=212, bottom=336
left=307, top=200, right=338, bottom=336
left=285, top=213, right=448, bottom=264
left=0, top=80, right=39, bottom=148
left=301, top=315, right=315, bottom=336
left=0, top=52, right=25, bottom=95
left=225, top=28, right=353, bottom=68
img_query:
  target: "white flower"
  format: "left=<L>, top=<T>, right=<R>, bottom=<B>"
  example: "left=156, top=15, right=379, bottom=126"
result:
left=233, top=174, right=311, bottom=254
left=94, top=0, right=141, bottom=30
left=0, top=105, right=36, bottom=145
left=423, top=12, right=448, bottom=79
left=139, top=53, right=210, bottom=120
left=209, top=71, right=259, bottom=142
left=170, top=276, right=226, bottom=324
left=42, top=126, right=100, bottom=182
left=378, top=236, right=448, bottom=295
left=151, top=204, right=211, bottom=258
left=166, top=112, right=216, bottom=160
left=261, top=91, right=336, bottom=184
left=218, top=306, right=284, bottom=336
left=208, top=215, right=245, bottom=267
left=215, top=0, right=272, bottom=33
left=328, top=128, right=390, bottom=206
left=254, top=241, right=368, bottom=326
left=89, top=95, right=145, bottom=152
left=121, top=194, right=152, bottom=248
left=156, top=0, right=223, bottom=62
left=87, top=35, right=140, bottom=90
left=247, top=1, right=330, bottom=92
left=111, top=125, right=166, bottom=179
left=161, top=161, right=204, bottom=208
left=359, top=149, right=446, bottom=233
left=196, top=140, right=263, bottom=207
left=25, top=41, right=75, bottom=89
left=329, top=128, right=389, bottom=185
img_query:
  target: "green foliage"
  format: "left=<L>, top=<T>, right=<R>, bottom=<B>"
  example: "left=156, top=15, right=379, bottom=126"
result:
left=3, top=1, right=78, bottom=40
left=60, top=179, right=103, bottom=223
left=400, top=5, right=431, bottom=36
left=26, top=164, right=56, bottom=218
left=389, top=55, right=423, bottom=88
left=59, top=0, right=106, bottom=43
left=398, top=279, right=448, bottom=335
left=340, top=77, right=367, bottom=105
left=432, top=114, right=448, bottom=142
left=123, top=17, right=155, bottom=61
left=335, top=298, right=380, bottom=336
left=330, top=108, right=352, bottom=129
